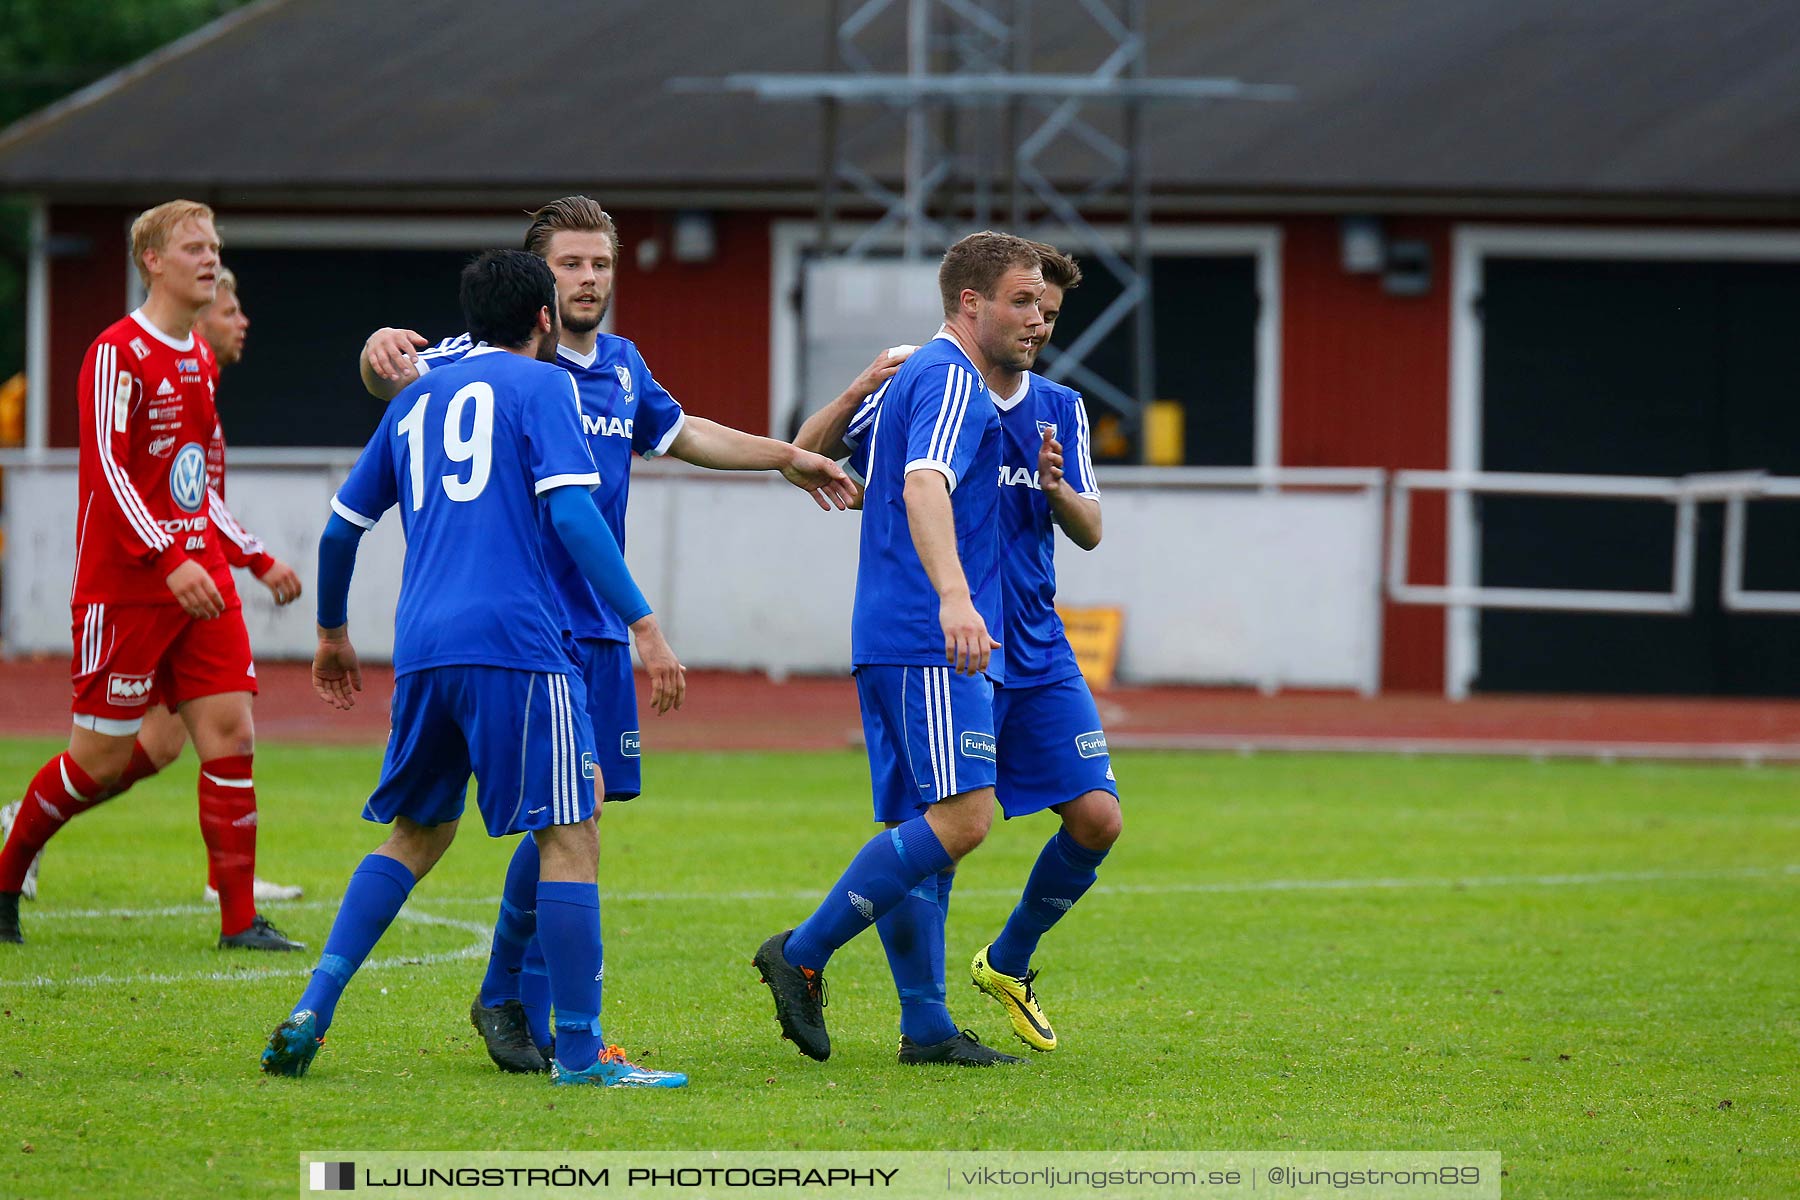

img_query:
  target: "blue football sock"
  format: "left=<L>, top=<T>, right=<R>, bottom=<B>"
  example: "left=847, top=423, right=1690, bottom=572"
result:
left=478, top=836, right=541, bottom=1008
left=785, top=814, right=953, bottom=972
left=933, top=866, right=955, bottom=1007
left=877, top=871, right=958, bottom=1046
left=536, top=878, right=604, bottom=1072
left=988, top=828, right=1109, bottom=978
left=519, top=937, right=553, bottom=1052
left=294, top=853, right=416, bottom=1033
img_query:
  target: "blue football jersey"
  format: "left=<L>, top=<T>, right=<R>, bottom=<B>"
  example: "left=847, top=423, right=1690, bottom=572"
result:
left=417, top=332, right=685, bottom=642
left=848, top=333, right=1005, bottom=681
left=332, top=347, right=599, bottom=675
left=992, top=373, right=1099, bottom=687
left=847, top=370, right=1097, bottom=687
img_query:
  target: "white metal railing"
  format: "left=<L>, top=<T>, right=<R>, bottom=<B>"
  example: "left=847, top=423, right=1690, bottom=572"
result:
left=1720, top=474, right=1800, bottom=614
left=1390, top=469, right=1800, bottom=617
left=1389, top=470, right=1699, bottom=614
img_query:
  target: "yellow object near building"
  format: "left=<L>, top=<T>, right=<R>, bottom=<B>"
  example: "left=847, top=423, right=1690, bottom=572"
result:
left=1056, top=605, right=1125, bottom=691
left=0, top=373, right=25, bottom=447
left=1144, top=399, right=1184, bottom=466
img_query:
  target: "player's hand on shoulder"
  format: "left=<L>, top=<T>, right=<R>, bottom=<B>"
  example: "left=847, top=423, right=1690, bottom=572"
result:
left=312, top=627, right=363, bottom=710
left=365, top=327, right=428, bottom=383
left=256, top=558, right=303, bottom=606
left=782, top=447, right=858, bottom=511
left=1037, top=426, right=1065, bottom=495
left=938, top=590, right=1000, bottom=676
left=630, top=615, right=687, bottom=716
left=853, top=344, right=916, bottom=398
left=165, top=558, right=226, bottom=620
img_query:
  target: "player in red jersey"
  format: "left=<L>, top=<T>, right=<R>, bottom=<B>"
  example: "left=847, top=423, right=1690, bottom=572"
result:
left=0, top=201, right=301, bottom=950
left=41, top=265, right=307, bottom=902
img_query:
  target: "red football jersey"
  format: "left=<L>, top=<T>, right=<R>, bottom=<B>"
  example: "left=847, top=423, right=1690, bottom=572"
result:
left=207, top=419, right=273, bottom=576
left=73, top=310, right=239, bottom=606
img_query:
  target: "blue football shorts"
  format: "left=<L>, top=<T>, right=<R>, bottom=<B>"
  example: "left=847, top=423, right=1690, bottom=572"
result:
left=572, top=637, right=642, bottom=801
left=364, top=665, right=598, bottom=837
left=993, top=672, right=1119, bottom=819
left=856, top=664, right=999, bottom=822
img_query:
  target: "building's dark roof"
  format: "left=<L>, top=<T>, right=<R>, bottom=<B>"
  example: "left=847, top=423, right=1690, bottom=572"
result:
left=2, top=0, right=1798, bottom=209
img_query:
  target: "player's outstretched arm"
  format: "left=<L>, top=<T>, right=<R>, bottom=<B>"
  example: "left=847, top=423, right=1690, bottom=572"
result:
left=312, top=513, right=367, bottom=708
left=793, top=345, right=915, bottom=459
left=207, top=485, right=304, bottom=602
left=358, top=327, right=429, bottom=400
left=542, top=486, right=687, bottom=714
left=1037, top=428, right=1102, bottom=550
left=903, top=470, right=1000, bottom=676
left=667, top=416, right=857, bottom=511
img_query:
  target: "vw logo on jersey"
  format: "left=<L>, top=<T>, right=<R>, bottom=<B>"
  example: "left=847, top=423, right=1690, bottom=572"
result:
left=169, top=442, right=207, bottom=513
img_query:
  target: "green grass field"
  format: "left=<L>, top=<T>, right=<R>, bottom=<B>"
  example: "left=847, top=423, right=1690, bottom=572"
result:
left=1, top=739, right=1795, bottom=1198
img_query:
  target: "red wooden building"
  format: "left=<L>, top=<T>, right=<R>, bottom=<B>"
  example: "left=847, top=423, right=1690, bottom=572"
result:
left=4, top=0, right=1798, bottom=695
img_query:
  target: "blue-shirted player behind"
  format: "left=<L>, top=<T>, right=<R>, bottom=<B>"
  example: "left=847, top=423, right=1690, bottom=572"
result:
left=753, top=231, right=1046, bottom=1066
left=261, top=250, right=685, bottom=1088
left=359, top=197, right=896, bottom=1073
left=799, top=242, right=1119, bottom=1056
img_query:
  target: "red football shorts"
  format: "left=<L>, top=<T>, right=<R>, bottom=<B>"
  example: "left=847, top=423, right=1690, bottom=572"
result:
left=69, top=601, right=257, bottom=731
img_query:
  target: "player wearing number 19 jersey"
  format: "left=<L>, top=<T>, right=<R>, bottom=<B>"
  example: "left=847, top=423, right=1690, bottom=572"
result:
left=262, top=250, right=684, bottom=1088
left=358, top=196, right=880, bottom=1074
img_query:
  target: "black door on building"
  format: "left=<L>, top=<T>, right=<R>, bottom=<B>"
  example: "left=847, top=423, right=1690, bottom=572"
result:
left=1049, top=254, right=1259, bottom=465
left=1476, top=257, right=1800, bottom=696
left=213, top=248, right=474, bottom=448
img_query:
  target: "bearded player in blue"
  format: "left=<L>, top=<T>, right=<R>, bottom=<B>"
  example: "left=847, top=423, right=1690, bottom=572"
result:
left=262, top=250, right=684, bottom=1087
left=752, top=231, right=1049, bottom=1066
left=360, top=197, right=898, bottom=1073
left=798, top=242, right=1119, bottom=1059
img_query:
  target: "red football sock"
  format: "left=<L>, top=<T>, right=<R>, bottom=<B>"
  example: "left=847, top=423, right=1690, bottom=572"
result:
left=1, top=754, right=103, bottom=892
left=197, top=755, right=258, bottom=936
left=101, top=741, right=161, bottom=801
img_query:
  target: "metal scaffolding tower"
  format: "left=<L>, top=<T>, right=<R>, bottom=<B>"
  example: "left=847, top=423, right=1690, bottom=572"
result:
left=673, top=0, right=1290, bottom=437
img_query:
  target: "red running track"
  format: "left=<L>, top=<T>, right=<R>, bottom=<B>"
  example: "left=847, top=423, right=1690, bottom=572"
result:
left=2, top=658, right=1797, bottom=762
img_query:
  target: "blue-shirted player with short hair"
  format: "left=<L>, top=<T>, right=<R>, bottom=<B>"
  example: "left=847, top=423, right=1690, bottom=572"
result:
left=800, top=241, right=1120, bottom=1057
left=261, top=249, right=685, bottom=1088
left=358, top=198, right=896, bottom=1073
left=753, top=230, right=1046, bottom=1067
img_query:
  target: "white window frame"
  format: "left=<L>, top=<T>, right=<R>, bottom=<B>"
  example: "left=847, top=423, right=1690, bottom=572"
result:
left=1446, top=224, right=1800, bottom=698
left=770, top=220, right=1283, bottom=467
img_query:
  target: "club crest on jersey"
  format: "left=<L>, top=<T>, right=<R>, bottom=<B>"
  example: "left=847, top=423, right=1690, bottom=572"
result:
left=169, top=443, right=207, bottom=513
left=128, top=338, right=151, bottom=360
left=1036, top=420, right=1057, bottom=439
left=614, top=364, right=633, bottom=401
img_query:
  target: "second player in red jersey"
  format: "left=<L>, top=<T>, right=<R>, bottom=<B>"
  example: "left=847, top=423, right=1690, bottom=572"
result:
left=0, top=200, right=302, bottom=951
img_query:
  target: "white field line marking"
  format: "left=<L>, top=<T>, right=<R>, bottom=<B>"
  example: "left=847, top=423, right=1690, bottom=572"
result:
left=23, top=863, right=1800, bottom=920
left=2, top=907, right=488, bottom=990
left=9, top=864, right=1794, bottom=990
